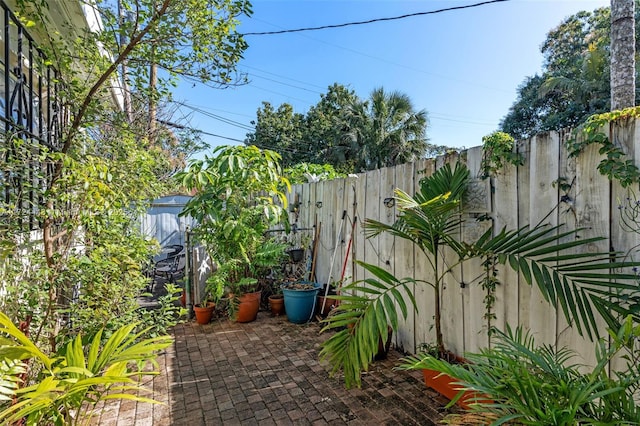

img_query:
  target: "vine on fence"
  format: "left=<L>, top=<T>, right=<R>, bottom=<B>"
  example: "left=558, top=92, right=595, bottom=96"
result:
left=480, top=131, right=524, bottom=179
left=480, top=254, right=499, bottom=338
left=567, top=106, right=640, bottom=188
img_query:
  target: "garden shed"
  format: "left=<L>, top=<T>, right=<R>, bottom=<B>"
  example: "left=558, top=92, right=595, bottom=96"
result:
left=141, top=194, right=194, bottom=257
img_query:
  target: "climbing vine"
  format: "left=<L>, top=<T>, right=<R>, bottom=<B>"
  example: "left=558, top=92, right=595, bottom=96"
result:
left=480, top=131, right=524, bottom=178
left=567, top=106, right=640, bottom=188
left=480, top=254, right=499, bottom=338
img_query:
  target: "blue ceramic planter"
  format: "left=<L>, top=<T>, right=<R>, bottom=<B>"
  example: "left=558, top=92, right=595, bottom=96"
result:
left=282, top=281, right=321, bottom=323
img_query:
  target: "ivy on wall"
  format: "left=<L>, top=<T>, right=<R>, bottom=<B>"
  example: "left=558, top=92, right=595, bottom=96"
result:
left=480, top=131, right=524, bottom=179
left=567, top=106, right=640, bottom=188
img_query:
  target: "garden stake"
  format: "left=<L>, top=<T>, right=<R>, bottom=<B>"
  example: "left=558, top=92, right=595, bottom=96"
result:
left=339, top=215, right=357, bottom=288
left=321, top=210, right=347, bottom=313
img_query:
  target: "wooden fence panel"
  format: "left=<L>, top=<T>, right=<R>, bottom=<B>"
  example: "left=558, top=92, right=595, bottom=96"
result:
left=610, top=118, right=640, bottom=373
left=379, top=166, right=396, bottom=273
left=438, top=153, right=466, bottom=356
left=363, top=169, right=381, bottom=282
left=491, top=143, right=520, bottom=339
left=353, top=171, right=368, bottom=283
left=316, top=180, right=331, bottom=285
left=394, top=161, right=415, bottom=352
left=556, top=129, right=590, bottom=364
left=527, top=132, right=560, bottom=346
left=463, top=147, right=493, bottom=353
left=516, top=137, right=532, bottom=331
left=330, top=178, right=346, bottom=287
left=412, top=159, right=436, bottom=347
left=343, top=177, right=358, bottom=285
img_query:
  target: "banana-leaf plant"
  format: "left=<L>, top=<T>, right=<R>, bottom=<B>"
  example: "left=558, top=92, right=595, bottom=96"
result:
left=320, top=162, right=640, bottom=388
left=0, top=312, right=172, bottom=425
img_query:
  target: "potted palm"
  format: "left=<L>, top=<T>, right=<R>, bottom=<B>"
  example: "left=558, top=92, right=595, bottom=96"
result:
left=320, top=162, right=640, bottom=399
left=177, top=145, right=291, bottom=323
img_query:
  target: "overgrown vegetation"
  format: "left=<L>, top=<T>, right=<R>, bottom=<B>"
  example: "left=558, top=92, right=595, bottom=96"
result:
left=567, top=106, right=640, bottom=188
left=0, top=0, right=251, bottom=420
left=177, top=145, right=290, bottom=316
left=0, top=312, right=172, bottom=425
left=479, top=131, right=523, bottom=178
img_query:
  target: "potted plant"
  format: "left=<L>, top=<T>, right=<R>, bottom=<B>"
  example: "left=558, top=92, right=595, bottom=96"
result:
left=193, top=298, right=215, bottom=325
left=268, top=291, right=285, bottom=316
left=281, top=280, right=322, bottom=324
left=320, top=162, right=640, bottom=397
left=177, top=145, right=291, bottom=323
left=209, top=240, right=288, bottom=322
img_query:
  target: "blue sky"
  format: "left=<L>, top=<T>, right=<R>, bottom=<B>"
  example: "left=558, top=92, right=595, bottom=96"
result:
left=171, top=0, right=610, bottom=155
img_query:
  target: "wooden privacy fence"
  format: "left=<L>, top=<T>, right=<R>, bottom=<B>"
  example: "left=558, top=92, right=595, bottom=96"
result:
left=286, top=119, right=640, bottom=365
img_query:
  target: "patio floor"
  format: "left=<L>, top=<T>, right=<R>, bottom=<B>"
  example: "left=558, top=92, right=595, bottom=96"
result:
left=92, top=306, right=455, bottom=425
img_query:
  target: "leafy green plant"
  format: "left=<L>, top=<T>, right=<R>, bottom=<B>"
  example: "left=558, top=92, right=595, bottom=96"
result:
left=360, top=162, right=469, bottom=355
left=399, top=317, right=640, bottom=425
left=319, top=262, right=417, bottom=388
left=480, top=131, right=524, bottom=178
left=321, top=161, right=640, bottom=388
left=0, top=311, right=172, bottom=425
left=283, top=162, right=346, bottom=184
left=136, top=283, right=187, bottom=338
left=567, top=106, right=640, bottom=188
left=178, top=145, right=290, bottom=318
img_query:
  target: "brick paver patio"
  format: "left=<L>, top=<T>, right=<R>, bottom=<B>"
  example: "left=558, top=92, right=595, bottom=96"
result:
left=93, top=313, right=454, bottom=425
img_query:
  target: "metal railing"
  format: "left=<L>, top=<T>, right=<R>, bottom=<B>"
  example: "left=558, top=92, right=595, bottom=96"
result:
left=0, top=0, right=66, bottom=230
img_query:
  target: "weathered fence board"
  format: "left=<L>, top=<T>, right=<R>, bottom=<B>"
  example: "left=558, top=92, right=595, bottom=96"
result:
left=464, top=147, right=492, bottom=353
left=394, top=161, right=415, bottom=352
left=412, top=159, right=436, bottom=348
left=528, top=132, right=561, bottom=346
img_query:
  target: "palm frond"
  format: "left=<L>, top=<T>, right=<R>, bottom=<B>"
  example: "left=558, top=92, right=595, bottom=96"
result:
left=319, top=261, right=417, bottom=388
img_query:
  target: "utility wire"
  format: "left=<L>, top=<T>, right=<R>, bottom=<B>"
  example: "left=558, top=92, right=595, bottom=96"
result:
left=243, top=0, right=510, bottom=36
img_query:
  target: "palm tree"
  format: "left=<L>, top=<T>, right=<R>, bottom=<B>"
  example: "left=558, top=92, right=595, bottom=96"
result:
left=338, top=87, right=428, bottom=171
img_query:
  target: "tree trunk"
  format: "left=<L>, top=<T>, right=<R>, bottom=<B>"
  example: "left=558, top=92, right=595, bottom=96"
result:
left=610, top=0, right=636, bottom=110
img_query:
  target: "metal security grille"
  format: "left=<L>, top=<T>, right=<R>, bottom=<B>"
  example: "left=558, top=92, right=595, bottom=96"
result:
left=0, top=0, right=66, bottom=230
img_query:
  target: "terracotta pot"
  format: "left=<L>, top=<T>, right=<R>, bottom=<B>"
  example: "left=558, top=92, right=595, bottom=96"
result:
left=180, top=291, right=186, bottom=307
left=236, top=291, right=261, bottom=323
left=268, top=294, right=285, bottom=316
left=316, top=295, right=339, bottom=316
left=422, top=368, right=491, bottom=409
left=193, top=302, right=215, bottom=325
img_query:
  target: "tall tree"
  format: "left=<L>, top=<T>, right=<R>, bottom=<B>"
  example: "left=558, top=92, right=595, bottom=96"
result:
left=246, top=84, right=443, bottom=173
left=501, top=5, right=640, bottom=138
left=245, top=102, right=306, bottom=166
left=611, top=0, right=636, bottom=109
left=362, top=87, right=429, bottom=170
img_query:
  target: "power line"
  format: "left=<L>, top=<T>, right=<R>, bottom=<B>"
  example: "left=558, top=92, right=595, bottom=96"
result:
left=241, top=64, right=327, bottom=91
left=159, top=118, right=246, bottom=143
left=176, top=102, right=255, bottom=131
left=243, top=0, right=510, bottom=36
